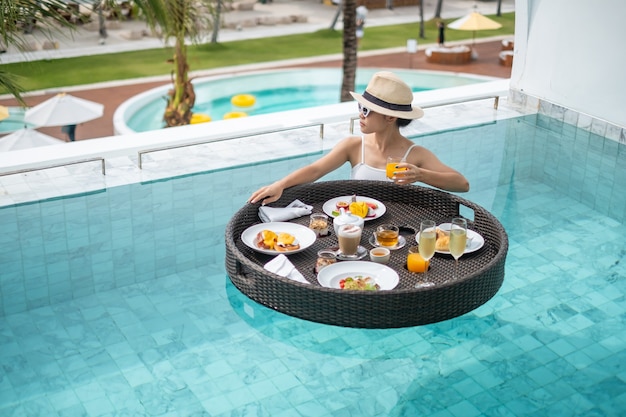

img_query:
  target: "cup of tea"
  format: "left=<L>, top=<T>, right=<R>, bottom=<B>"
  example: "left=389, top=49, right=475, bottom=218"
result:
left=309, top=213, right=329, bottom=237
left=337, top=223, right=362, bottom=257
left=386, top=156, right=407, bottom=180
left=375, top=224, right=399, bottom=247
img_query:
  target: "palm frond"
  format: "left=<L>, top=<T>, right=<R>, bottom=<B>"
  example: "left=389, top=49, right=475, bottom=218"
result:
left=0, top=70, right=26, bottom=106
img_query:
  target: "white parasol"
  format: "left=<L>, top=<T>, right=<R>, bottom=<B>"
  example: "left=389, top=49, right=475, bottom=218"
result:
left=0, top=128, right=65, bottom=152
left=24, top=93, right=104, bottom=127
left=448, top=11, right=502, bottom=45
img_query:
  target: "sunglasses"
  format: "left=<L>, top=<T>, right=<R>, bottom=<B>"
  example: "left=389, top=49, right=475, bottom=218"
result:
left=358, top=103, right=371, bottom=118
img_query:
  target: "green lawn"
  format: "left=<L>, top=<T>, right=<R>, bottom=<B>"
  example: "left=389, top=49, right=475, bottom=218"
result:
left=1, top=13, right=514, bottom=93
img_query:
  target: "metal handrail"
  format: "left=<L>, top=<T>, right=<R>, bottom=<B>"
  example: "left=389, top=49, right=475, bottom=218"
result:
left=350, top=95, right=501, bottom=134
left=0, top=157, right=106, bottom=177
left=138, top=122, right=324, bottom=169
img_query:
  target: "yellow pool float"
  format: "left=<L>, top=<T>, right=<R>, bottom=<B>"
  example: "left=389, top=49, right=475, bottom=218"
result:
left=190, top=113, right=211, bottom=124
left=230, top=94, right=256, bottom=108
left=223, top=111, right=248, bottom=120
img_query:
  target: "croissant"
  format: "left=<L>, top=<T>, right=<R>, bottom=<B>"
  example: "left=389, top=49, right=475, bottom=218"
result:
left=435, top=228, right=449, bottom=251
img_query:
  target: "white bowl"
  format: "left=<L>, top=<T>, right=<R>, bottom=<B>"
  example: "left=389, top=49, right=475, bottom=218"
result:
left=369, top=247, right=391, bottom=264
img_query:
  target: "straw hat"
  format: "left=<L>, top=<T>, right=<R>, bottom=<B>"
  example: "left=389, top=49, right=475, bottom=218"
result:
left=350, top=71, right=424, bottom=119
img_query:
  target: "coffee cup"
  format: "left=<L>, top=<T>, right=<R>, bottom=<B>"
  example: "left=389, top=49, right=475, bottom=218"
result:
left=337, top=223, right=362, bottom=257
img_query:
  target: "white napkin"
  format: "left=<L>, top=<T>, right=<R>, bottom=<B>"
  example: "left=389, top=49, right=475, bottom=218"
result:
left=264, top=254, right=309, bottom=284
left=258, top=199, right=313, bottom=223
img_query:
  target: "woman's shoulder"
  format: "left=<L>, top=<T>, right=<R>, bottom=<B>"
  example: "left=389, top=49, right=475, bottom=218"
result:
left=403, top=142, right=430, bottom=160
left=338, top=135, right=362, bottom=147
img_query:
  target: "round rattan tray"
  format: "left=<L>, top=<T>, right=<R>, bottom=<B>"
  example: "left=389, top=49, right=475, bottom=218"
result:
left=225, top=180, right=508, bottom=328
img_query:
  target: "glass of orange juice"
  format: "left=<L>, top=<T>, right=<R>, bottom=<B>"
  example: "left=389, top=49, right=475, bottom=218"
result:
left=407, top=246, right=429, bottom=273
left=408, top=246, right=434, bottom=288
left=386, top=156, right=406, bottom=180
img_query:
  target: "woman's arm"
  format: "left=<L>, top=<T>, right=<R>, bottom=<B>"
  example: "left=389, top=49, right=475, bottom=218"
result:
left=248, top=136, right=359, bottom=205
left=395, top=146, right=470, bottom=192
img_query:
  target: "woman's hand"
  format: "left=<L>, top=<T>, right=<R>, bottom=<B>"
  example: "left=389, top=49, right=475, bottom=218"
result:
left=248, top=183, right=284, bottom=205
left=391, top=162, right=469, bottom=192
left=391, top=162, right=418, bottom=185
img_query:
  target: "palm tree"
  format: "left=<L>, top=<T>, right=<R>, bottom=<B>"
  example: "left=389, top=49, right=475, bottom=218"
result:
left=340, top=0, right=357, bottom=103
left=419, top=0, right=425, bottom=38
left=0, top=0, right=76, bottom=105
left=133, top=0, right=215, bottom=127
left=433, top=0, right=444, bottom=19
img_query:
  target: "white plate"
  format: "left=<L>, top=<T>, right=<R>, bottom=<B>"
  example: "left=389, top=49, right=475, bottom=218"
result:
left=317, top=261, right=399, bottom=290
left=241, top=222, right=317, bottom=255
left=416, top=225, right=485, bottom=255
left=322, top=196, right=386, bottom=221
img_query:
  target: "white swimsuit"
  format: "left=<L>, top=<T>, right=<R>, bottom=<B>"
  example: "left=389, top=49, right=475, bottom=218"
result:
left=351, top=137, right=418, bottom=181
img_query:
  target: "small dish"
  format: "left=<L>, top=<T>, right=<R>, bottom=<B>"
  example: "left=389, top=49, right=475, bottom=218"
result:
left=369, top=247, right=391, bottom=264
left=368, top=234, right=406, bottom=250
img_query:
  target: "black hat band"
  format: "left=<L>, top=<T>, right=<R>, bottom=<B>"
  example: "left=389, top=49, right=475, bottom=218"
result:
left=363, top=91, right=412, bottom=112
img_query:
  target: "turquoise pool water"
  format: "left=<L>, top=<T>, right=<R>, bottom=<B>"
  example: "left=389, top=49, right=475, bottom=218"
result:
left=123, top=68, right=489, bottom=132
left=1, top=114, right=625, bottom=416
left=0, top=107, right=31, bottom=134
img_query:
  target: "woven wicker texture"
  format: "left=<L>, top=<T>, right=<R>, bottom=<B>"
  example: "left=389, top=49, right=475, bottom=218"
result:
left=226, top=181, right=508, bottom=328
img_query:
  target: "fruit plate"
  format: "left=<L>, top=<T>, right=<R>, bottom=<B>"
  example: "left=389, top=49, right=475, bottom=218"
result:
left=322, top=196, right=386, bottom=221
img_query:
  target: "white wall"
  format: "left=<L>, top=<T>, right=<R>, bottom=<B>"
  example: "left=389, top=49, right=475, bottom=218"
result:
left=510, top=0, right=626, bottom=128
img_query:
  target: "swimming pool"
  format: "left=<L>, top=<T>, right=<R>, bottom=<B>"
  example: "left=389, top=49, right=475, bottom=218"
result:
left=0, top=107, right=32, bottom=134
left=1, top=113, right=625, bottom=416
left=117, top=68, right=492, bottom=133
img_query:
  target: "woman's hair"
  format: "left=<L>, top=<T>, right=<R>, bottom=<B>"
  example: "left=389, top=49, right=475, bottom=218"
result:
left=396, top=118, right=413, bottom=128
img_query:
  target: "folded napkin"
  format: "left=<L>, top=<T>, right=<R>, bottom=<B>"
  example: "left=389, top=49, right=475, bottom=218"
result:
left=258, top=199, right=313, bottom=223
left=264, top=254, right=309, bottom=284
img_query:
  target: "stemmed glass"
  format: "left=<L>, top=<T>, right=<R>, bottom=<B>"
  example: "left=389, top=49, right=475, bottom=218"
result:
left=449, top=217, right=467, bottom=279
left=416, top=220, right=436, bottom=288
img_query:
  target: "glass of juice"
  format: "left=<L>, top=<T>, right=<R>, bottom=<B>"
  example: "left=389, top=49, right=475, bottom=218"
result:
left=386, top=156, right=406, bottom=180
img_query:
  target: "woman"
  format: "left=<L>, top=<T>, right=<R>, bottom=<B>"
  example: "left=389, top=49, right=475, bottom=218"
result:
left=248, top=71, right=469, bottom=205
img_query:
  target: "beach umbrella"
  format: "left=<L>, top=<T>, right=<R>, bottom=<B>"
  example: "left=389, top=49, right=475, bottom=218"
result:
left=24, top=93, right=104, bottom=127
left=0, top=105, right=9, bottom=121
left=448, top=11, right=502, bottom=45
left=0, top=128, right=65, bottom=151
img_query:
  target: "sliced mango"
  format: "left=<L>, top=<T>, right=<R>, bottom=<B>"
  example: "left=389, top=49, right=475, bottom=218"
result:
left=348, top=201, right=369, bottom=218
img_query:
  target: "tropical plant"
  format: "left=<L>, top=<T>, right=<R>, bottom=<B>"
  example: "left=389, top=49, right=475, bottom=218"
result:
left=0, top=0, right=76, bottom=105
left=132, top=0, right=217, bottom=127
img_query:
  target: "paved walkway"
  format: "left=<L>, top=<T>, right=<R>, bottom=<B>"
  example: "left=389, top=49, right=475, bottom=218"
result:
left=0, top=0, right=514, bottom=63
left=0, top=0, right=515, bottom=141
